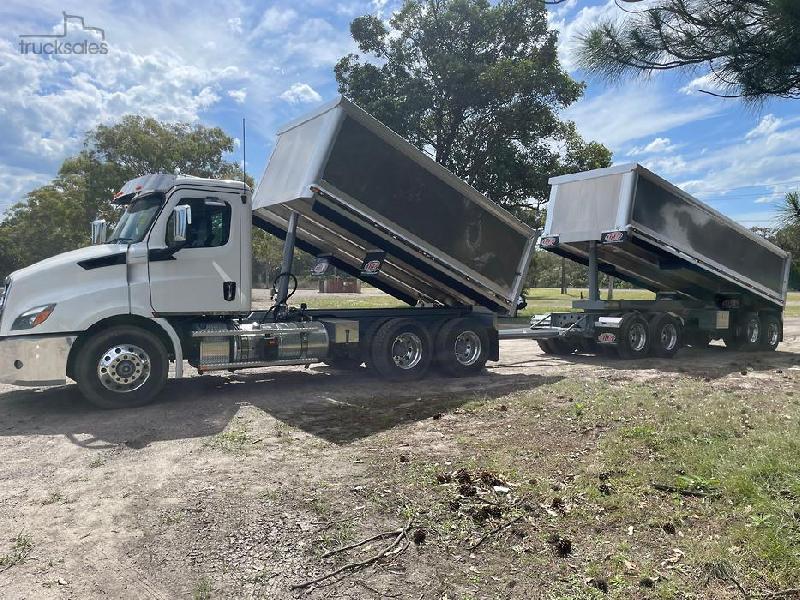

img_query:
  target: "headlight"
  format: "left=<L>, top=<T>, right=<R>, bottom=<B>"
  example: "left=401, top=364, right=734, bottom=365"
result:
left=12, top=304, right=56, bottom=331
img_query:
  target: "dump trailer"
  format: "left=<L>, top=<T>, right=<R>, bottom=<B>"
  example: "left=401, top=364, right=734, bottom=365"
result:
left=0, top=96, right=544, bottom=409
left=533, top=163, right=790, bottom=358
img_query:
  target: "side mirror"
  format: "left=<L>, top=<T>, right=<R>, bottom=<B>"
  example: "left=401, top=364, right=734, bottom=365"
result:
left=91, top=219, right=107, bottom=245
left=172, top=205, right=192, bottom=244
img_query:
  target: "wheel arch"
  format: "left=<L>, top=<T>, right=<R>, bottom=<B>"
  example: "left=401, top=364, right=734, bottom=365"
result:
left=67, top=314, right=177, bottom=381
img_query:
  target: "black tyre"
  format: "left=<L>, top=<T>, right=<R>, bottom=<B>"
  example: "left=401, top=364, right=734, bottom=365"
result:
left=435, top=318, right=490, bottom=377
left=75, top=326, right=169, bottom=409
left=650, top=314, right=682, bottom=359
left=537, top=339, right=558, bottom=354
left=369, top=318, right=433, bottom=381
left=617, top=313, right=651, bottom=359
left=537, top=338, right=577, bottom=355
left=760, top=313, right=781, bottom=352
left=725, top=313, right=761, bottom=352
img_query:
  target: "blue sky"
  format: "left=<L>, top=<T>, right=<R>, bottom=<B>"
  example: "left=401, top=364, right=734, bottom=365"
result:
left=0, top=0, right=797, bottom=227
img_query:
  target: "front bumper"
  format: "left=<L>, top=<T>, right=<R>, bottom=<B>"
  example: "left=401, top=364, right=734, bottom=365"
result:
left=0, top=334, right=76, bottom=387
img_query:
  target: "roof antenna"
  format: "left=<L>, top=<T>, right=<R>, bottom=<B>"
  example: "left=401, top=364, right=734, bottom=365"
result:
left=241, top=117, right=248, bottom=203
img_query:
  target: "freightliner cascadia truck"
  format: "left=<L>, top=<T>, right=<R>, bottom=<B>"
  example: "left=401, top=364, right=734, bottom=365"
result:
left=0, top=97, right=544, bottom=408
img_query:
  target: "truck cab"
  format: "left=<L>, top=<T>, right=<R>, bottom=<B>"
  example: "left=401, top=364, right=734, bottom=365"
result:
left=0, top=174, right=253, bottom=405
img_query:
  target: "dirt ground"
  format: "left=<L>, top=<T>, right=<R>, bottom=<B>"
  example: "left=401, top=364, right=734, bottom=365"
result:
left=0, top=319, right=798, bottom=599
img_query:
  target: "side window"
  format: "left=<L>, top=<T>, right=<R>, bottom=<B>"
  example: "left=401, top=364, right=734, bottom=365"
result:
left=167, top=198, right=231, bottom=248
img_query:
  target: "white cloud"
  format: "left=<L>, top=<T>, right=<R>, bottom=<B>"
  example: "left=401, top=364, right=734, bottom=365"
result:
left=563, top=83, right=721, bottom=149
left=549, top=0, right=619, bottom=72
left=279, top=82, right=323, bottom=104
left=228, top=88, right=247, bottom=103
left=251, top=7, right=298, bottom=37
left=754, top=195, right=778, bottom=204
left=746, top=114, right=782, bottom=139
left=629, top=137, right=677, bottom=155
left=679, top=73, right=728, bottom=96
left=0, top=167, right=51, bottom=215
left=227, top=17, right=243, bottom=34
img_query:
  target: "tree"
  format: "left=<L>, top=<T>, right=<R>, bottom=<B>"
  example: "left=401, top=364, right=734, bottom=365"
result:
left=335, top=0, right=611, bottom=222
left=780, top=191, right=800, bottom=227
left=578, top=0, right=800, bottom=101
left=0, top=117, right=243, bottom=278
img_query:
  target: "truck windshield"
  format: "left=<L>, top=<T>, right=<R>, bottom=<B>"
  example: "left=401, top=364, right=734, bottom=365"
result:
left=107, top=194, right=164, bottom=244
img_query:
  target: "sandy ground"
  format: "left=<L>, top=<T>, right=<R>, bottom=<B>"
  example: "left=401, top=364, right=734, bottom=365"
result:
left=0, top=318, right=798, bottom=599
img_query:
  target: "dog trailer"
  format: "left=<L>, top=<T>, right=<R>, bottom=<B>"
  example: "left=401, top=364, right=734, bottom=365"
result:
left=534, top=163, right=789, bottom=358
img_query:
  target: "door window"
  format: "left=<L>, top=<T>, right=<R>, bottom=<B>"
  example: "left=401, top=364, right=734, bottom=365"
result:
left=167, top=198, right=231, bottom=248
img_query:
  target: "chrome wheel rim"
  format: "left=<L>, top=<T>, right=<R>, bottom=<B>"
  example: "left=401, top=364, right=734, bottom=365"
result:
left=767, top=322, right=779, bottom=346
left=660, top=323, right=678, bottom=351
left=391, top=333, right=423, bottom=370
left=629, top=322, right=647, bottom=353
left=97, top=344, right=151, bottom=392
left=746, top=319, right=760, bottom=344
left=454, top=331, right=482, bottom=366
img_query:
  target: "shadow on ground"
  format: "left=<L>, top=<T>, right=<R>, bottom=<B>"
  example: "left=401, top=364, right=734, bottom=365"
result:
left=500, top=344, right=799, bottom=379
left=0, top=367, right=562, bottom=448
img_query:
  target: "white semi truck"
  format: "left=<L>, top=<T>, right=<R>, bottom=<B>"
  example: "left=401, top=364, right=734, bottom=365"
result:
left=0, top=98, right=543, bottom=408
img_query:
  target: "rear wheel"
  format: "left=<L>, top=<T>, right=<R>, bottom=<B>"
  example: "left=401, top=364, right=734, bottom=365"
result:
left=760, top=314, right=781, bottom=352
left=370, top=318, right=433, bottom=381
left=617, top=313, right=651, bottom=359
left=726, top=313, right=761, bottom=351
left=435, top=318, right=490, bottom=377
left=537, top=339, right=558, bottom=354
left=537, top=338, right=577, bottom=356
left=75, top=326, right=168, bottom=409
left=650, top=314, right=682, bottom=359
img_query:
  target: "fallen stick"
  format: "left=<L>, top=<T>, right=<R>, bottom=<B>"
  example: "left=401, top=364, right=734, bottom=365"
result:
left=322, top=528, right=404, bottom=558
left=291, top=518, right=412, bottom=590
left=468, top=515, right=524, bottom=550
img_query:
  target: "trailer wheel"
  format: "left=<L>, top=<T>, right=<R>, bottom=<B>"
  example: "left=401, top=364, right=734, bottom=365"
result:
left=760, top=314, right=781, bottom=352
left=435, top=318, right=489, bottom=377
left=370, top=318, right=433, bottom=381
left=537, top=338, right=577, bottom=355
left=75, top=326, right=169, bottom=409
left=617, top=313, right=651, bottom=359
left=537, top=339, right=558, bottom=354
left=650, top=314, right=682, bottom=358
left=726, top=313, right=761, bottom=351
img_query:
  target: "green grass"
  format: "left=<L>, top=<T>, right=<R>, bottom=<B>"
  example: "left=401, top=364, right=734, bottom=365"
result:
left=0, top=533, right=33, bottom=568
left=205, top=424, right=256, bottom=454
left=379, top=374, right=800, bottom=597
left=561, top=378, right=800, bottom=589
left=293, top=287, right=800, bottom=318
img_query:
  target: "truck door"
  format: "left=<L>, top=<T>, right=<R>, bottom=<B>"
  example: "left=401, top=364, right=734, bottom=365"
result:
left=148, top=189, right=247, bottom=314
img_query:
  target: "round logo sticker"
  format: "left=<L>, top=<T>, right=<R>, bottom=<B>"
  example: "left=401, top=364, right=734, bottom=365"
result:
left=364, top=260, right=381, bottom=273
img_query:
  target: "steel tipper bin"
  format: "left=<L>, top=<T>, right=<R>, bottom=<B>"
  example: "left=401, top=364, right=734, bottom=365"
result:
left=536, top=163, right=790, bottom=356
left=252, top=96, right=538, bottom=316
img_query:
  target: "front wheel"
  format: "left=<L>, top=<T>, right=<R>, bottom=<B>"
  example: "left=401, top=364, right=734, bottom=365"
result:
left=75, top=326, right=169, bottom=409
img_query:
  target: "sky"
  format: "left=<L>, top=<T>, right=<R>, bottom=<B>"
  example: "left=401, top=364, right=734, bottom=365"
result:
left=0, top=0, right=797, bottom=228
